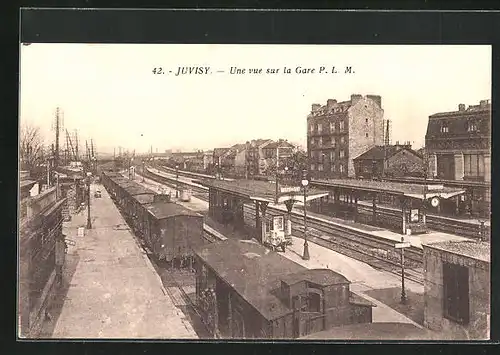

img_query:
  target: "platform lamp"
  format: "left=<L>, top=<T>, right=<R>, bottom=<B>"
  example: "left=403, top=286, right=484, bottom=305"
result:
left=175, top=164, right=179, bottom=199
left=301, top=171, right=310, bottom=260
left=86, top=171, right=92, bottom=229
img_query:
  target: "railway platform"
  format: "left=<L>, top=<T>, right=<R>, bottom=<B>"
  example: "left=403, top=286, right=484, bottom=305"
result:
left=43, top=183, right=198, bottom=339
left=138, top=170, right=471, bottom=251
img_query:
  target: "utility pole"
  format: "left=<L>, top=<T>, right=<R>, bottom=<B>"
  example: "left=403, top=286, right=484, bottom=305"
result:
left=53, top=107, right=62, bottom=168
left=74, top=130, right=79, bottom=162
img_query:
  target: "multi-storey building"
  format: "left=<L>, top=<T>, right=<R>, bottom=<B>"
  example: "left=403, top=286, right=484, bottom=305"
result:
left=425, top=100, right=491, bottom=215
left=245, top=139, right=273, bottom=176
left=425, top=100, right=491, bottom=182
left=261, top=140, right=295, bottom=175
left=307, top=94, right=384, bottom=179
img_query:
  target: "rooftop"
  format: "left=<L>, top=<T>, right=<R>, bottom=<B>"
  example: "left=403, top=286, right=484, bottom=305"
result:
left=146, top=201, right=201, bottom=220
left=429, top=100, right=491, bottom=119
left=312, top=178, right=465, bottom=200
left=354, top=145, right=422, bottom=161
left=195, top=239, right=350, bottom=321
left=281, top=268, right=349, bottom=287
left=196, top=178, right=329, bottom=204
left=423, top=240, right=490, bottom=263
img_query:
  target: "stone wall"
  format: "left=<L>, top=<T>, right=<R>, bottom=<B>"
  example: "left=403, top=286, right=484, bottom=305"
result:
left=423, top=246, right=490, bottom=339
left=347, top=97, right=384, bottom=177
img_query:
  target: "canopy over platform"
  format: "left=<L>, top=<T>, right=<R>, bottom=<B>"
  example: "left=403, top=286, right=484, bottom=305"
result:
left=196, top=179, right=329, bottom=205
left=312, top=178, right=465, bottom=201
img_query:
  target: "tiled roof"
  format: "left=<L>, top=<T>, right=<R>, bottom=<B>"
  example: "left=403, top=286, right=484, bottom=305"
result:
left=353, top=145, right=420, bottom=161
left=423, top=240, right=490, bottom=263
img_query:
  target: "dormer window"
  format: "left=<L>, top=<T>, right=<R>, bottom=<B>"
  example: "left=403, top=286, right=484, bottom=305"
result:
left=467, top=121, right=478, bottom=132
left=440, top=123, right=449, bottom=133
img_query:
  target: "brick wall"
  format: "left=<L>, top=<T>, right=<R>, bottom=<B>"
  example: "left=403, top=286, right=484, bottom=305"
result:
left=386, top=149, right=424, bottom=177
left=423, top=247, right=490, bottom=339
left=347, top=97, right=384, bottom=177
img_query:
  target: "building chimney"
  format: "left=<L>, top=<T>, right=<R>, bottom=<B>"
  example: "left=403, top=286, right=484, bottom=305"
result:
left=366, top=95, right=382, bottom=108
left=458, top=104, right=465, bottom=111
left=350, top=94, right=362, bottom=105
left=327, top=99, right=337, bottom=108
left=312, top=104, right=321, bottom=112
left=480, top=100, right=489, bottom=107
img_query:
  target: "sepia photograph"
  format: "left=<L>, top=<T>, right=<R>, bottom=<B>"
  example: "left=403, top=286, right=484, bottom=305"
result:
left=18, top=43, right=491, bottom=341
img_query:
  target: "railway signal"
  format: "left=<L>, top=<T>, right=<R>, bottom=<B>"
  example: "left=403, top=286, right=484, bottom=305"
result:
left=395, top=236, right=411, bottom=304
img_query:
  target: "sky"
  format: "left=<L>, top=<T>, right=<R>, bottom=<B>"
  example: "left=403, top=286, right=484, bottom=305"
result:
left=19, top=44, right=491, bottom=155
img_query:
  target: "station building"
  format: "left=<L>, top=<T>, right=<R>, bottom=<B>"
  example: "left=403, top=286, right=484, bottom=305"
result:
left=307, top=94, right=384, bottom=179
left=422, top=240, right=490, bottom=340
left=194, top=238, right=374, bottom=339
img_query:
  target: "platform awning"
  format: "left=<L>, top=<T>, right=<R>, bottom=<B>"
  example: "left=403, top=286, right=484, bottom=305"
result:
left=197, top=179, right=330, bottom=205
left=405, top=190, right=466, bottom=200
left=312, top=178, right=466, bottom=200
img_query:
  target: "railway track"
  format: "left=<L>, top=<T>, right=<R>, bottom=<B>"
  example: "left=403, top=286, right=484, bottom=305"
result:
left=143, top=167, right=424, bottom=285
left=152, top=165, right=488, bottom=240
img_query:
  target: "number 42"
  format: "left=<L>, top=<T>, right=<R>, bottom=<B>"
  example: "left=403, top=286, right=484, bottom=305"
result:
left=152, top=67, right=164, bottom=74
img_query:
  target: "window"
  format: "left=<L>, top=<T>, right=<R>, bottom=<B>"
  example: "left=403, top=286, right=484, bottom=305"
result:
left=340, top=136, right=345, bottom=144
left=317, top=123, right=322, bottom=134
left=305, top=292, right=321, bottom=313
left=330, top=151, right=335, bottom=162
left=467, top=121, right=478, bottom=132
left=309, top=124, right=314, bottom=133
left=365, top=118, right=368, bottom=123
left=310, top=137, right=315, bottom=146
left=340, top=150, right=345, bottom=158
left=339, top=164, right=345, bottom=173
left=331, top=164, right=336, bottom=172
left=318, top=137, right=323, bottom=146
left=443, top=262, right=469, bottom=324
left=440, top=124, right=449, bottom=133
left=464, top=154, right=485, bottom=178
left=330, top=122, right=335, bottom=133
left=318, top=164, right=324, bottom=171
left=340, top=121, right=345, bottom=132
left=365, top=133, right=369, bottom=138
left=310, top=164, right=315, bottom=171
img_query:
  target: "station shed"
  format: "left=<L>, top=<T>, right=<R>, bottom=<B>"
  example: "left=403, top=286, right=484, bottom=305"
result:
left=311, top=178, right=466, bottom=235
left=195, top=178, right=329, bottom=246
left=193, top=239, right=374, bottom=339
left=422, top=240, right=490, bottom=340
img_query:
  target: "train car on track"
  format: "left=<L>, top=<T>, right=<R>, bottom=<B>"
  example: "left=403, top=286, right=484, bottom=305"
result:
left=143, top=202, right=205, bottom=268
left=101, top=170, right=205, bottom=269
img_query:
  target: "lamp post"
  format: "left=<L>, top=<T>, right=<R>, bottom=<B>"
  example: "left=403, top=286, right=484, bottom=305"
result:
left=142, top=159, right=145, bottom=182
left=86, top=171, right=92, bottom=229
left=176, top=164, right=179, bottom=199
left=301, top=172, right=310, bottom=260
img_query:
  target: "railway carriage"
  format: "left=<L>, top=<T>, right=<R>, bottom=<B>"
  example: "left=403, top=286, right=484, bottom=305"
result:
left=142, top=202, right=205, bottom=268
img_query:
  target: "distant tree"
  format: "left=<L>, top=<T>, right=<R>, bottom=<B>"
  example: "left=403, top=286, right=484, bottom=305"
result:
left=20, top=122, right=44, bottom=173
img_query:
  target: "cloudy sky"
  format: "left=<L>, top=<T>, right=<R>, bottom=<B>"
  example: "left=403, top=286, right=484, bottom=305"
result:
left=19, top=44, right=491, bottom=154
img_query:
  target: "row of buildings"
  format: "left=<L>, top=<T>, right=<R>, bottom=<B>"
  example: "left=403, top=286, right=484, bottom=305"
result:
left=306, top=93, right=491, bottom=184
left=161, top=139, right=300, bottom=179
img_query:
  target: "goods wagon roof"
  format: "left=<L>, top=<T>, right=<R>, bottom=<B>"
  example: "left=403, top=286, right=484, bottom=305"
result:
left=146, top=202, right=201, bottom=219
left=194, top=239, right=352, bottom=321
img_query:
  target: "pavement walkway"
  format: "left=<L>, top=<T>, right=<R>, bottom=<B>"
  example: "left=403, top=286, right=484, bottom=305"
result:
left=50, top=183, right=198, bottom=339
